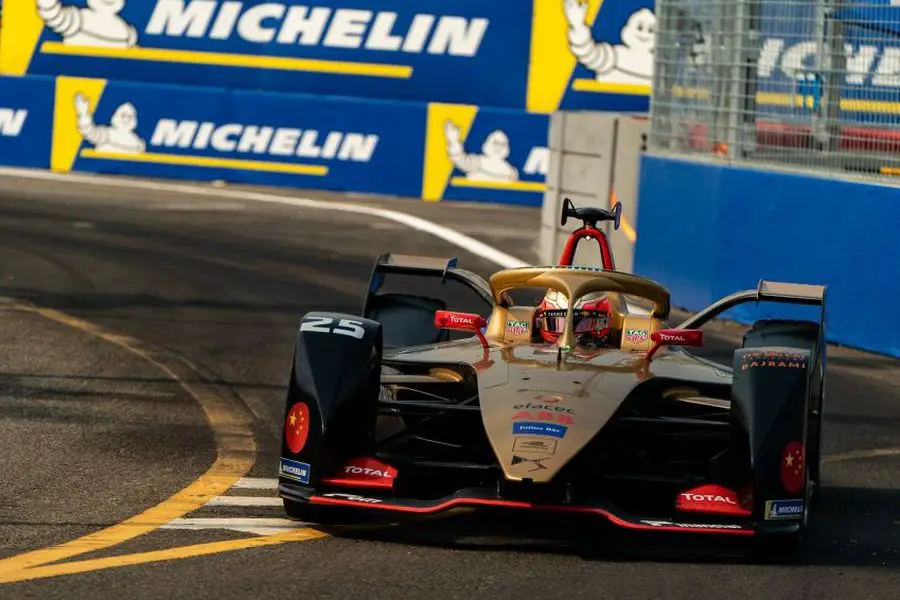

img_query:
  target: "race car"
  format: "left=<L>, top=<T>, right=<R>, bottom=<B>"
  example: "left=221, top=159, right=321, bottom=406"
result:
left=277, top=198, right=827, bottom=557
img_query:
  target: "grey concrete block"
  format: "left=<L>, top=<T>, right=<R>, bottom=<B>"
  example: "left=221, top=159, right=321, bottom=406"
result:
left=559, top=155, right=611, bottom=197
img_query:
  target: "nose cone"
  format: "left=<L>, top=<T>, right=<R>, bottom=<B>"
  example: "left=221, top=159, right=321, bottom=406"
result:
left=477, top=349, right=641, bottom=482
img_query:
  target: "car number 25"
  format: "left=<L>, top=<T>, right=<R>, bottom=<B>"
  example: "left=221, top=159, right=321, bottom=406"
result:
left=300, top=316, right=366, bottom=339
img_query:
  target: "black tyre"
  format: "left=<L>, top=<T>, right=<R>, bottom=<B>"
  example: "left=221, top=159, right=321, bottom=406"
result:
left=742, top=319, right=825, bottom=498
left=752, top=531, right=805, bottom=564
left=752, top=464, right=811, bottom=564
left=809, top=354, right=826, bottom=498
left=742, top=318, right=822, bottom=560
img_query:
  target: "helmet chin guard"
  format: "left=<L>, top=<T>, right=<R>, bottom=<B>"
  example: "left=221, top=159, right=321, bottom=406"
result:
left=536, top=290, right=612, bottom=345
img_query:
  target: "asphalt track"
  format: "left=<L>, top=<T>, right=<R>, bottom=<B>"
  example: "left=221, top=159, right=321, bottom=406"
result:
left=0, top=173, right=898, bottom=599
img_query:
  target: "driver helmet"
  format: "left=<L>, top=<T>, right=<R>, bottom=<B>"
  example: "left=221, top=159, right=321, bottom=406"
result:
left=536, top=290, right=612, bottom=344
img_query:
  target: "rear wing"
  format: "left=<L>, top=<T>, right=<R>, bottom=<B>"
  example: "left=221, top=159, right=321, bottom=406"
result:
left=362, top=253, right=494, bottom=314
left=678, top=279, right=826, bottom=330
left=369, top=254, right=458, bottom=279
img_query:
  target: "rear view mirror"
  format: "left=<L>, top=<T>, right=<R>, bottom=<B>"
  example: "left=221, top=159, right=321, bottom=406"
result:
left=646, top=329, right=703, bottom=360
left=434, top=311, right=488, bottom=348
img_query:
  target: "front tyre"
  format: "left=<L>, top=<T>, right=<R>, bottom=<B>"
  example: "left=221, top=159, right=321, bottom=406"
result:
left=753, top=458, right=812, bottom=564
left=752, top=531, right=804, bottom=563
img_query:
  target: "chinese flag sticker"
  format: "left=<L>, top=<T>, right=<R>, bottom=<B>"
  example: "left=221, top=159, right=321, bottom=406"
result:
left=285, top=402, right=310, bottom=454
left=780, top=441, right=805, bottom=494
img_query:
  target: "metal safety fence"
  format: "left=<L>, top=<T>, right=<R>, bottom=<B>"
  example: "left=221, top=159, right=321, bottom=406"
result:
left=649, top=0, right=900, bottom=184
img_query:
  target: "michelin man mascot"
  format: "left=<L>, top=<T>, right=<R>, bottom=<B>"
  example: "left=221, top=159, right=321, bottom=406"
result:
left=74, top=93, right=146, bottom=155
left=564, top=0, right=656, bottom=87
left=444, top=121, right=519, bottom=183
left=36, top=0, right=137, bottom=48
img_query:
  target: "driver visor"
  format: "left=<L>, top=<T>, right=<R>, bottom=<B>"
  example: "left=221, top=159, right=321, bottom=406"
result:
left=539, top=309, right=609, bottom=334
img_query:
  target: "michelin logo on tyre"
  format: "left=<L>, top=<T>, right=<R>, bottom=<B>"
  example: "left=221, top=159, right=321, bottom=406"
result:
left=764, top=499, right=804, bottom=520
left=279, top=458, right=311, bottom=484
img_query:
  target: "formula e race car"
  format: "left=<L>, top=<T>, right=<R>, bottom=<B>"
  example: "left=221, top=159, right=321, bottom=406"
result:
left=277, top=199, right=827, bottom=557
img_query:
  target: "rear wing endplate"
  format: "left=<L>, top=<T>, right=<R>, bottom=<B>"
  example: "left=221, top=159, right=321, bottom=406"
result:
left=372, top=253, right=459, bottom=279
left=678, top=279, right=826, bottom=330
left=363, top=253, right=494, bottom=313
left=756, top=280, right=825, bottom=304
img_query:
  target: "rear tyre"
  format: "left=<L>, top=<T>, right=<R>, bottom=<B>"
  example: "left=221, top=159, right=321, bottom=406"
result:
left=808, top=357, right=825, bottom=500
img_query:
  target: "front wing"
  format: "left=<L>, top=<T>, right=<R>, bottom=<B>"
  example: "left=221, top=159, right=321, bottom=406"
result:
left=281, top=481, right=806, bottom=537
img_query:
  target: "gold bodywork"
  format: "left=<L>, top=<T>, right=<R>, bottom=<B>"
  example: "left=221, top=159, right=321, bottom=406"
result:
left=387, top=266, right=730, bottom=484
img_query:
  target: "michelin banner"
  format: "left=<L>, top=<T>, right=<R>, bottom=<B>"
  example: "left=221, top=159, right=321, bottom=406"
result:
left=0, top=75, right=54, bottom=168
left=0, top=0, right=656, bottom=113
left=0, top=0, right=531, bottom=109
left=755, top=0, right=900, bottom=123
left=422, top=103, right=548, bottom=207
left=0, top=74, right=547, bottom=205
left=49, top=76, right=426, bottom=196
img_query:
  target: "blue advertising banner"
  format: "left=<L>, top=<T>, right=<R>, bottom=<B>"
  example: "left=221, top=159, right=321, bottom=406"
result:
left=421, top=103, right=548, bottom=207
left=755, top=0, right=900, bottom=123
left=48, top=76, right=425, bottom=196
left=526, top=0, right=655, bottom=114
left=0, top=74, right=550, bottom=206
left=0, top=74, right=54, bottom=168
left=0, top=0, right=530, bottom=109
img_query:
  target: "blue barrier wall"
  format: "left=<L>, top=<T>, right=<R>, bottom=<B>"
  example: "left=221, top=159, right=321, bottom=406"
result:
left=50, top=76, right=427, bottom=197
left=634, top=154, right=900, bottom=357
left=1, top=0, right=530, bottom=109
left=0, top=75, right=54, bottom=169
left=0, top=74, right=547, bottom=205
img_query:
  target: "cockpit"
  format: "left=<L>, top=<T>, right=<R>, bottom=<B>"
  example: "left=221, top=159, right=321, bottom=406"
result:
left=483, top=266, right=671, bottom=353
left=534, top=290, right=614, bottom=347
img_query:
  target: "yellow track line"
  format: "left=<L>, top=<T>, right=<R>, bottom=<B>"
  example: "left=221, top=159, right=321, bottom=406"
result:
left=0, top=301, right=259, bottom=577
left=0, top=529, right=327, bottom=584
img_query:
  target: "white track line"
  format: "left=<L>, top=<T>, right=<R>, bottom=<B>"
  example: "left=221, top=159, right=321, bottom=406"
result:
left=232, top=477, right=279, bottom=490
left=162, top=518, right=309, bottom=536
left=823, top=446, right=900, bottom=464
left=207, top=496, right=282, bottom=507
left=0, top=168, right=529, bottom=270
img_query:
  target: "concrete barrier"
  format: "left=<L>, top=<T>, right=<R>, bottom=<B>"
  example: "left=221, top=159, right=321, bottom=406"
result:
left=540, top=112, right=647, bottom=269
